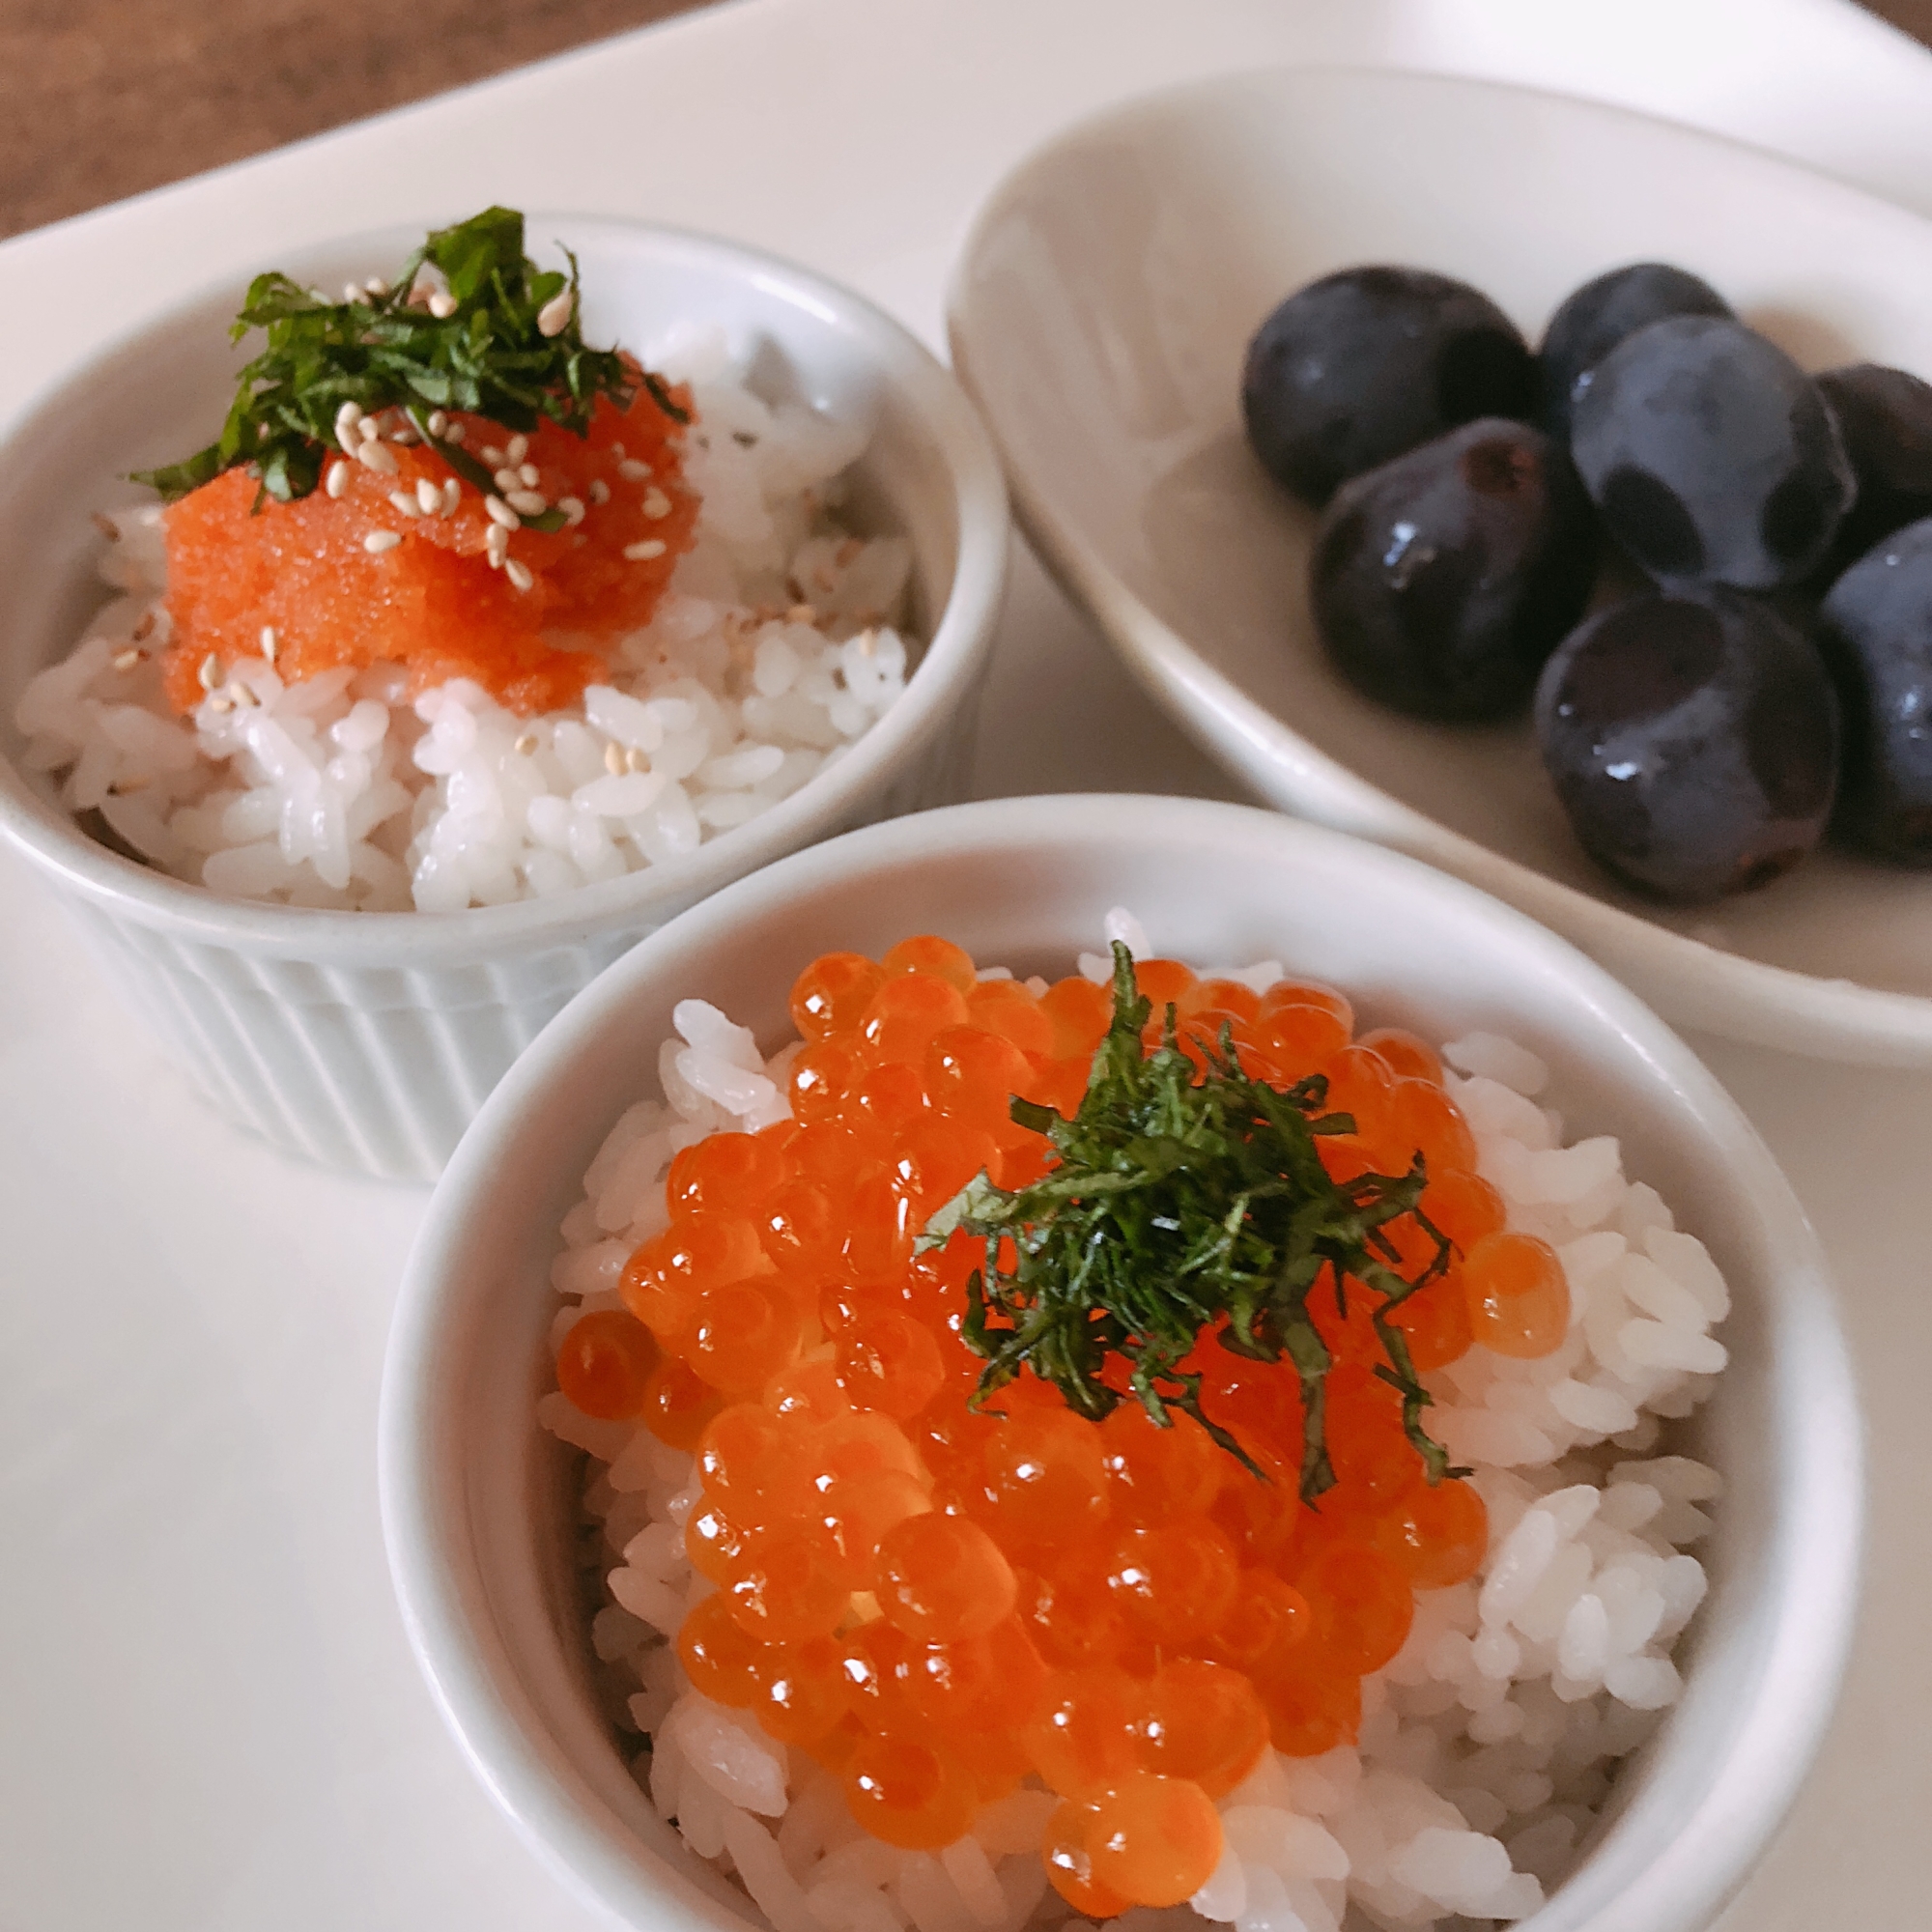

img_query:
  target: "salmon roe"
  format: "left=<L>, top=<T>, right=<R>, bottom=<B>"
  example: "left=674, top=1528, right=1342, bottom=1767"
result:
left=159, top=383, right=696, bottom=716
left=1463, top=1230, right=1571, bottom=1357
left=554, top=1309, right=658, bottom=1419
left=561, top=936, right=1559, bottom=1907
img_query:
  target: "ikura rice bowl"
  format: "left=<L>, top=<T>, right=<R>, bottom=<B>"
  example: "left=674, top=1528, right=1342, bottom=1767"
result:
left=535, top=912, right=1727, bottom=1932
left=14, top=242, right=918, bottom=914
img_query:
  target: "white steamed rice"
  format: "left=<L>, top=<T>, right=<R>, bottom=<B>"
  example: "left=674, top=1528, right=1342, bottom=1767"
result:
left=538, top=911, right=1727, bottom=1932
left=14, top=327, right=916, bottom=912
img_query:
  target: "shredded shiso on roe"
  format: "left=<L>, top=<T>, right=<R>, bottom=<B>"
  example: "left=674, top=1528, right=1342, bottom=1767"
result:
left=923, top=942, right=1460, bottom=1499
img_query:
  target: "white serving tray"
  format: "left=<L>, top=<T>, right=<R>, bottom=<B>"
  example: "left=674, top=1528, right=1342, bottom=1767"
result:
left=0, top=2, right=1927, bottom=1928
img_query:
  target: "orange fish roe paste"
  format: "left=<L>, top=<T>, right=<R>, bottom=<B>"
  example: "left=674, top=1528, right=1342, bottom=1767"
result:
left=160, top=383, right=697, bottom=717
left=554, top=937, right=1569, bottom=1914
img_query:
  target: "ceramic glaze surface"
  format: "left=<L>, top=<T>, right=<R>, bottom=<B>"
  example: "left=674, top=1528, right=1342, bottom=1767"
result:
left=382, top=795, right=1860, bottom=1932
left=950, top=68, right=1932, bottom=1063
left=0, top=219, right=1008, bottom=1177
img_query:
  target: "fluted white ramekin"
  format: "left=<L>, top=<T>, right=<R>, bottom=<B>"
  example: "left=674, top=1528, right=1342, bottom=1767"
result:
left=0, top=219, right=1008, bottom=1179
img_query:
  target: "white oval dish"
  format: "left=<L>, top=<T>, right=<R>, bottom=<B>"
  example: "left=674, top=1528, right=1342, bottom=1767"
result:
left=379, top=793, right=1860, bottom=1932
left=0, top=217, right=1008, bottom=1179
left=946, top=67, right=1932, bottom=1065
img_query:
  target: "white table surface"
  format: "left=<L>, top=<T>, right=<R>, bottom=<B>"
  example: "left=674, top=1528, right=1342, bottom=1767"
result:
left=3, top=3, right=1929, bottom=1926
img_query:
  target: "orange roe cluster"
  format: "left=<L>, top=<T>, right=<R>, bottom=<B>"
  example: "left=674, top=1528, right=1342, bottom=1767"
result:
left=160, top=382, right=697, bottom=717
left=554, top=938, right=1570, bottom=1914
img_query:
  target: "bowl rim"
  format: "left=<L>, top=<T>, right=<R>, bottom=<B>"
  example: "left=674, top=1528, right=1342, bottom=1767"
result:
left=0, top=213, right=1009, bottom=966
left=378, top=791, right=1863, bottom=1932
left=942, top=62, right=1932, bottom=1068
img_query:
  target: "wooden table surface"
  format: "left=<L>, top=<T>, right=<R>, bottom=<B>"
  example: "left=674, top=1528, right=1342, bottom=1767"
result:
left=5, top=0, right=1929, bottom=242
left=0, top=0, right=709, bottom=240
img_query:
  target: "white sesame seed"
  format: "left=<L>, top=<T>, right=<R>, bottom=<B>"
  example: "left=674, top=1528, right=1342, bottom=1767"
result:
left=426, top=410, right=448, bottom=438
left=558, top=495, right=585, bottom=526
left=91, top=510, right=121, bottom=541
left=504, top=558, right=534, bottom=592
left=506, top=434, right=529, bottom=466
left=626, top=744, right=648, bottom=774
left=611, top=442, right=626, bottom=460
left=326, top=461, right=351, bottom=498
left=131, top=610, right=156, bottom=642
left=364, top=275, right=389, bottom=298
left=536, top=289, right=574, bottom=337
left=355, top=440, right=399, bottom=476
left=604, top=741, right=626, bottom=776
left=415, top=478, right=441, bottom=515
left=493, top=467, right=521, bottom=493
left=364, top=531, right=403, bottom=554
left=198, top=652, right=222, bottom=691
left=440, top=479, right=461, bottom=516
left=504, top=489, right=548, bottom=516
left=588, top=478, right=611, bottom=505
left=387, top=490, right=422, bottom=518
left=230, top=681, right=262, bottom=708
left=485, top=525, right=510, bottom=564
left=390, top=425, right=418, bottom=445
left=484, top=495, right=520, bottom=530
left=333, top=400, right=362, bottom=446
left=858, top=629, right=877, bottom=657
left=618, top=458, right=651, bottom=481
left=342, top=282, right=363, bottom=304
left=518, top=462, right=540, bottom=488
left=110, top=775, right=150, bottom=794
left=642, top=486, right=671, bottom=520
left=514, top=732, right=539, bottom=755
left=480, top=445, right=505, bottom=468
left=357, top=415, right=380, bottom=442
left=443, top=419, right=467, bottom=444
left=259, top=626, right=278, bottom=663
left=111, top=647, right=141, bottom=672
left=624, top=539, right=668, bottom=561
left=428, top=290, right=458, bottom=319
left=208, top=694, right=235, bottom=714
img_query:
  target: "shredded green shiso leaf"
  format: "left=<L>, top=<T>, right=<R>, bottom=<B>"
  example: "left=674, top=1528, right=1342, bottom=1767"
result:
left=132, top=206, right=681, bottom=520
left=918, top=942, right=1466, bottom=1504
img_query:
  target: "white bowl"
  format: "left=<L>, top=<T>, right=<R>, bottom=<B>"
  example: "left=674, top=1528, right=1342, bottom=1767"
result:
left=947, top=66, right=1932, bottom=1066
left=379, top=793, right=1860, bottom=1932
left=0, top=217, right=1008, bottom=1179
